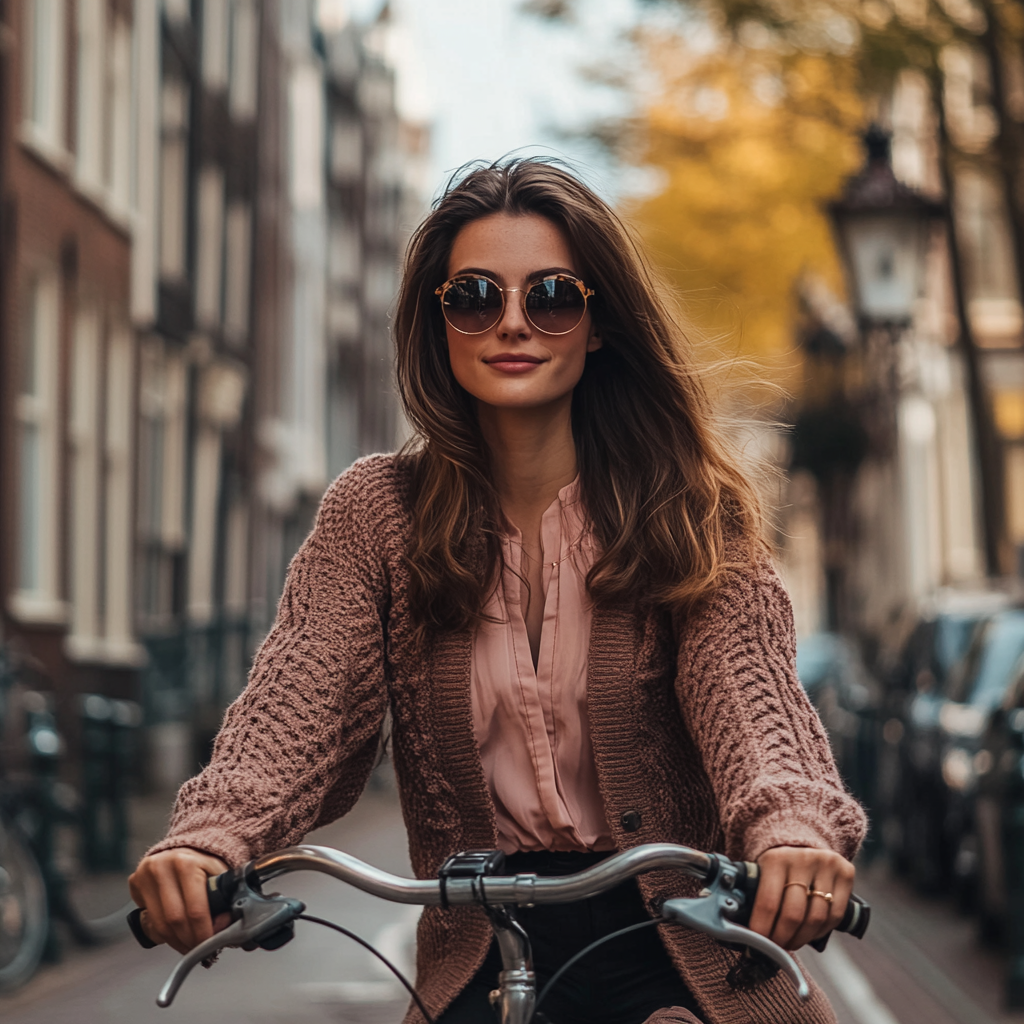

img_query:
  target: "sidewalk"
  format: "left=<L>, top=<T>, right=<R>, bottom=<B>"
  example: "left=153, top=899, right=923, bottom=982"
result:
left=803, top=858, right=1024, bottom=1024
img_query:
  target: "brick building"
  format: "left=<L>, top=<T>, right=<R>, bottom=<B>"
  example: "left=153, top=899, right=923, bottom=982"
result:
left=0, top=0, right=141, bottom=746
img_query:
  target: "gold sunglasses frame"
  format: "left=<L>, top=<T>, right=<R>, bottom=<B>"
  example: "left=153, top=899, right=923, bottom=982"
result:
left=434, top=273, right=595, bottom=336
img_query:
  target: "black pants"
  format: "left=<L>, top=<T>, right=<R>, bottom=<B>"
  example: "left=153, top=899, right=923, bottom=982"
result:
left=437, top=851, right=703, bottom=1024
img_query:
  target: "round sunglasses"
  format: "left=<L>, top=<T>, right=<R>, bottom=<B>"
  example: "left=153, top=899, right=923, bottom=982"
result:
left=435, top=273, right=594, bottom=336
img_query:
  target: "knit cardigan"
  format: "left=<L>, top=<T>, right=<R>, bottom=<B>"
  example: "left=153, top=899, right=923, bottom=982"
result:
left=149, top=455, right=867, bottom=1024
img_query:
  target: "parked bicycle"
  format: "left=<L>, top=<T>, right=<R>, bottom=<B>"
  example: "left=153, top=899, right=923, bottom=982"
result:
left=0, top=651, right=137, bottom=991
left=0, top=649, right=47, bottom=991
left=129, top=841, right=869, bottom=1024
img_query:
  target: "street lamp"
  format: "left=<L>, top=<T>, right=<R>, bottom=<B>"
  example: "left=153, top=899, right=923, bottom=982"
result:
left=828, top=126, right=945, bottom=328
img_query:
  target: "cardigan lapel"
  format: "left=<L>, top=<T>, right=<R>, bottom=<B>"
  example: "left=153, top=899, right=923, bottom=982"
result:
left=586, top=605, right=645, bottom=844
left=429, top=628, right=499, bottom=850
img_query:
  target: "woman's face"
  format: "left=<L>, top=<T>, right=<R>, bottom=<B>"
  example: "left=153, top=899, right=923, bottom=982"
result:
left=443, top=212, right=601, bottom=413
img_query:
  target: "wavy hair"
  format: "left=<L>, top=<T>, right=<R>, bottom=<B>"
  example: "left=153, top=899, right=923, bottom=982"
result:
left=394, top=158, right=766, bottom=635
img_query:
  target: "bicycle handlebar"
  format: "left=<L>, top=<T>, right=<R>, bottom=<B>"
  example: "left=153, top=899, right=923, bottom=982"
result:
left=207, top=842, right=715, bottom=913
left=129, top=842, right=870, bottom=1011
left=203, top=842, right=868, bottom=938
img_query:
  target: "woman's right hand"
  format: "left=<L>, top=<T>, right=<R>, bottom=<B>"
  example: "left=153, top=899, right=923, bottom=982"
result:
left=128, top=848, right=231, bottom=954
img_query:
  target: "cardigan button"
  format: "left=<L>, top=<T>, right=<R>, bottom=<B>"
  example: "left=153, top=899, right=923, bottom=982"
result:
left=621, top=810, right=642, bottom=833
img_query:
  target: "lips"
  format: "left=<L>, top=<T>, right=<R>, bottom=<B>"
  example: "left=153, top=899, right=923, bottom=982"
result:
left=484, top=353, right=543, bottom=364
left=483, top=352, right=546, bottom=373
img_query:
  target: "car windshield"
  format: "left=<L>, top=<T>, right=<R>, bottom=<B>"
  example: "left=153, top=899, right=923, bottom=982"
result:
left=967, top=611, right=1024, bottom=710
left=934, top=614, right=981, bottom=683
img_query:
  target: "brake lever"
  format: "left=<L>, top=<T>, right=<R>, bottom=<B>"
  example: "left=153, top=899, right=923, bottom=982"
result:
left=660, top=866, right=810, bottom=1002
left=156, top=877, right=305, bottom=1007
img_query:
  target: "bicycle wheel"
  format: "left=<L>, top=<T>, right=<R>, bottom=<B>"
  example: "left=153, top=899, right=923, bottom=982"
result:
left=0, top=816, right=47, bottom=991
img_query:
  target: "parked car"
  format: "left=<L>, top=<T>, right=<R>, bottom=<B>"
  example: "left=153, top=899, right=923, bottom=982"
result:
left=879, top=589, right=1016, bottom=888
left=973, top=656, right=1024, bottom=942
left=796, top=633, right=878, bottom=810
left=935, top=611, right=1024, bottom=901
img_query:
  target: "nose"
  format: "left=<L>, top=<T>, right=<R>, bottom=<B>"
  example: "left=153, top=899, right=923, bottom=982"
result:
left=496, top=288, right=531, bottom=340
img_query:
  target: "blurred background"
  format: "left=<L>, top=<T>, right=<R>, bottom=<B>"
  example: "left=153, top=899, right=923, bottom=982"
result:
left=6, top=0, right=1024, bottom=1021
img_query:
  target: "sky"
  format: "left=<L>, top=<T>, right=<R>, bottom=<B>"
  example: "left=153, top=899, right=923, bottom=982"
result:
left=334, top=0, right=645, bottom=204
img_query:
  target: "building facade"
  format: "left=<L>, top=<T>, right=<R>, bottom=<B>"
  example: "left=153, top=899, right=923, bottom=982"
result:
left=0, top=0, right=425, bottom=789
left=1, top=0, right=142, bottom=758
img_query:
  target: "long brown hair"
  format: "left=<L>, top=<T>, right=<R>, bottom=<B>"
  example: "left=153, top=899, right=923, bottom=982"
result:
left=394, top=158, right=765, bottom=635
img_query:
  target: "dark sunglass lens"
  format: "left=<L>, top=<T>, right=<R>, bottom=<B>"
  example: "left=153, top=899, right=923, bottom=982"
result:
left=442, top=277, right=502, bottom=332
left=525, top=278, right=586, bottom=332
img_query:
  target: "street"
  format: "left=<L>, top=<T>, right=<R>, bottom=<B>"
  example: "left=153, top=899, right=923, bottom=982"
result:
left=0, top=773, right=1021, bottom=1024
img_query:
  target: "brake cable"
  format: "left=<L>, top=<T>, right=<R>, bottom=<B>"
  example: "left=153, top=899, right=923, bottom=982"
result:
left=298, top=910, right=666, bottom=1024
left=296, top=914, right=436, bottom=1024
left=530, top=916, right=664, bottom=1021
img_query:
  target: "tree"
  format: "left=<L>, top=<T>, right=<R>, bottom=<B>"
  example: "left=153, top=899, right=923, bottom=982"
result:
left=529, top=0, right=1016, bottom=571
left=621, top=25, right=865, bottom=379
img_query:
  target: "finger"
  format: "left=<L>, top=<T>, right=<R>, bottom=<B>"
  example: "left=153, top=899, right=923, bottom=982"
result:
left=748, top=861, right=787, bottom=938
left=769, top=880, right=812, bottom=950
left=138, top=909, right=163, bottom=947
left=789, top=880, right=834, bottom=949
left=195, top=853, right=230, bottom=877
left=151, top=859, right=197, bottom=953
left=129, top=869, right=173, bottom=948
left=180, top=861, right=216, bottom=947
left=822, top=865, right=855, bottom=937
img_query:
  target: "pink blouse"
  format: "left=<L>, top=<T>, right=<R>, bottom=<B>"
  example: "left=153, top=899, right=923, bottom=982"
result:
left=470, top=478, right=615, bottom=854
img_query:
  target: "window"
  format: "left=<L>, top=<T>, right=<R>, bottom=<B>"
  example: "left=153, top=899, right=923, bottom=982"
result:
left=107, top=19, right=132, bottom=213
left=223, top=496, right=248, bottom=615
left=224, top=200, right=252, bottom=343
left=290, top=63, right=324, bottom=210
left=329, top=217, right=360, bottom=286
left=75, top=0, right=104, bottom=190
left=229, top=0, right=259, bottom=121
left=12, top=272, right=63, bottom=622
left=67, top=303, right=102, bottom=657
left=956, top=167, right=1023, bottom=346
left=189, top=361, right=246, bottom=624
left=137, top=339, right=187, bottom=631
left=104, top=324, right=136, bottom=656
left=330, top=116, right=362, bottom=183
left=22, top=0, right=67, bottom=156
left=195, top=166, right=225, bottom=327
left=201, top=0, right=230, bottom=91
left=188, top=424, right=222, bottom=624
left=159, top=78, right=190, bottom=281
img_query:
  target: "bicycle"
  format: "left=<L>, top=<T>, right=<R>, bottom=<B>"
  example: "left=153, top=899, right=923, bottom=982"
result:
left=0, top=662, right=136, bottom=990
left=128, top=842, right=870, bottom=1023
left=0, top=651, right=48, bottom=991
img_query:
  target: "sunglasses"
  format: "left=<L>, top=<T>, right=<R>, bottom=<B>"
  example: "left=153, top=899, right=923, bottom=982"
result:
left=435, top=273, right=594, bottom=336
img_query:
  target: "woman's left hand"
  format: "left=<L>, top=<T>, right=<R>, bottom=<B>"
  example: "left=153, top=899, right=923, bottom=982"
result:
left=747, top=846, right=855, bottom=951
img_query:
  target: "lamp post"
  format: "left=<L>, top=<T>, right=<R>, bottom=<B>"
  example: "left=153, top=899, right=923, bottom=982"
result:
left=801, top=127, right=943, bottom=632
left=830, top=124, right=1003, bottom=579
left=828, top=126, right=944, bottom=331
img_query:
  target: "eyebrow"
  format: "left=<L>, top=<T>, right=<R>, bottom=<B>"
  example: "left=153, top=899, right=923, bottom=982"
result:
left=450, top=265, right=579, bottom=283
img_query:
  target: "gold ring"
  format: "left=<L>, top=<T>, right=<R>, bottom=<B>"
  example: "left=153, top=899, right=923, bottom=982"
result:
left=783, top=881, right=810, bottom=895
left=809, top=889, right=833, bottom=903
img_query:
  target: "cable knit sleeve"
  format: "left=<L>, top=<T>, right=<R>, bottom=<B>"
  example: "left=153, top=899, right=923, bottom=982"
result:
left=674, top=558, right=867, bottom=863
left=145, top=459, right=395, bottom=867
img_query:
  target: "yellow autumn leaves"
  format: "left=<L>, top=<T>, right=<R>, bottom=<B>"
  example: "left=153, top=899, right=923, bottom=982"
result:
left=624, top=28, right=867, bottom=383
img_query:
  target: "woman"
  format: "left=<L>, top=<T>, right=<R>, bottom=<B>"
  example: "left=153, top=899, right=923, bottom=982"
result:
left=129, top=160, right=865, bottom=1024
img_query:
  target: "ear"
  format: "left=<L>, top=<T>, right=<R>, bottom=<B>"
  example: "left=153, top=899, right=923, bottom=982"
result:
left=586, top=326, right=602, bottom=353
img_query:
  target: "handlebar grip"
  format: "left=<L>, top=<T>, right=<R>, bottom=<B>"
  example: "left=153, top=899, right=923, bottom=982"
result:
left=207, top=871, right=236, bottom=918
left=126, top=869, right=241, bottom=950
left=737, top=861, right=870, bottom=943
left=127, top=907, right=158, bottom=949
